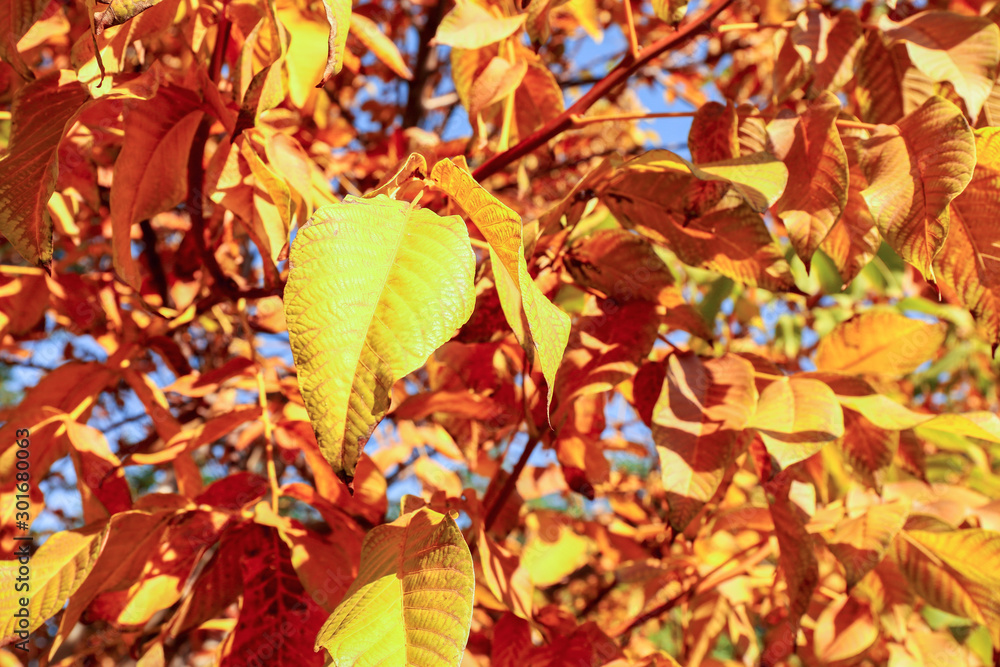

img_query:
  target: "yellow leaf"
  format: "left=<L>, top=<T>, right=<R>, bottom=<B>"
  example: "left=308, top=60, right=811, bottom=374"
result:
left=435, top=0, right=526, bottom=49
left=431, top=159, right=570, bottom=416
left=881, top=11, right=1000, bottom=121
left=749, top=377, right=844, bottom=468
left=315, top=508, right=474, bottom=665
left=858, top=96, right=975, bottom=278
left=110, top=85, right=204, bottom=290
left=276, top=0, right=333, bottom=106
left=814, top=310, right=946, bottom=377
left=284, top=195, right=476, bottom=483
left=890, top=528, right=1000, bottom=646
left=0, top=523, right=106, bottom=643
left=653, top=352, right=757, bottom=531
left=823, top=497, right=909, bottom=587
left=317, top=0, right=351, bottom=87
left=520, top=511, right=592, bottom=587
left=768, top=92, right=848, bottom=264
left=0, top=71, right=90, bottom=268
left=934, top=127, right=1000, bottom=348
left=349, top=13, right=413, bottom=80
left=652, top=0, right=688, bottom=26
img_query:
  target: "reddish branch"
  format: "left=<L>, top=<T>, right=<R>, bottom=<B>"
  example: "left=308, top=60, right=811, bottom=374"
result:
left=483, top=435, right=540, bottom=531
left=472, top=0, right=736, bottom=182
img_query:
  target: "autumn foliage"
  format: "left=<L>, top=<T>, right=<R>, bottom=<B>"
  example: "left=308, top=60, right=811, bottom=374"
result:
left=3, top=0, right=1000, bottom=664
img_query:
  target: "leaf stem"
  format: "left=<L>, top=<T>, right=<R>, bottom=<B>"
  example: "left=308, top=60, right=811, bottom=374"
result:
left=715, top=20, right=796, bottom=32
left=472, top=0, right=735, bottom=181
left=257, top=366, right=281, bottom=513
left=623, top=0, right=641, bottom=60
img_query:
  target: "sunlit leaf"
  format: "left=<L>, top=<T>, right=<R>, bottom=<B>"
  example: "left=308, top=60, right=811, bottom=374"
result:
left=0, top=0, right=49, bottom=78
left=890, top=528, right=1000, bottom=646
left=814, top=310, right=946, bottom=377
left=811, top=9, right=865, bottom=95
left=813, top=596, right=878, bottom=662
left=823, top=496, right=909, bottom=587
left=431, top=158, right=570, bottom=415
left=317, top=0, right=351, bottom=86
left=749, top=377, right=844, bottom=468
left=468, top=56, right=527, bottom=119
left=435, top=0, right=526, bottom=49
left=110, top=85, right=203, bottom=290
left=651, top=0, right=688, bottom=26
left=0, top=71, right=89, bottom=268
left=603, top=150, right=794, bottom=289
left=858, top=96, right=975, bottom=278
left=934, top=127, right=1000, bottom=348
left=349, top=13, right=413, bottom=80
left=652, top=352, right=757, bottom=531
left=0, top=524, right=106, bottom=642
left=819, top=136, right=880, bottom=283
left=881, top=11, right=1000, bottom=122
left=768, top=92, right=848, bottom=264
left=315, top=508, right=474, bottom=665
left=284, top=195, right=476, bottom=484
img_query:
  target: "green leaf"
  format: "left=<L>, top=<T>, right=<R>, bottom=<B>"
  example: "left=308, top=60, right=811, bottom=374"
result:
left=431, top=159, right=570, bottom=416
left=0, top=523, right=107, bottom=642
left=284, top=196, right=476, bottom=484
left=315, top=508, right=475, bottom=666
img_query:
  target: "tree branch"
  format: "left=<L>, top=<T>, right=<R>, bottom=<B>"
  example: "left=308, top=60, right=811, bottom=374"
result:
left=403, top=0, right=446, bottom=128
left=472, top=0, right=735, bottom=182
left=483, top=435, right=539, bottom=532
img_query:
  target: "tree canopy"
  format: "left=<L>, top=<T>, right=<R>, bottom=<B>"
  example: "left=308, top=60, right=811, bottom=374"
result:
left=2, top=0, right=1000, bottom=664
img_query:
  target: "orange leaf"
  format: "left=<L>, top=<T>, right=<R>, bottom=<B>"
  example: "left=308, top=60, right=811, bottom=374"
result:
left=348, top=13, right=412, bottom=80
left=814, top=310, right=946, bottom=377
left=110, top=85, right=203, bottom=289
left=819, top=135, right=880, bottom=283
left=768, top=92, right=848, bottom=264
left=652, top=352, right=757, bottom=531
left=858, top=95, right=975, bottom=278
left=749, top=376, right=844, bottom=468
left=0, top=71, right=89, bottom=267
left=934, top=127, right=1000, bottom=348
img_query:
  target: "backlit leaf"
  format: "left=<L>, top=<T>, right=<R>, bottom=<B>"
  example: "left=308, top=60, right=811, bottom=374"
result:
left=652, top=352, right=757, bottom=531
left=317, top=0, right=351, bottom=86
left=881, top=11, right=1000, bottom=122
left=820, top=136, right=880, bottom=283
left=603, top=150, right=794, bottom=289
left=468, top=56, right=527, bottom=119
left=0, top=71, right=89, bottom=268
left=934, top=127, right=1000, bottom=348
left=315, top=508, right=474, bottom=665
left=284, top=196, right=476, bottom=484
left=814, top=310, right=946, bottom=377
left=349, top=13, right=413, bottom=80
left=431, top=158, right=570, bottom=415
left=768, top=92, right=848, bottom=264
left=435, top=0, right=526, bottom=49
left=890, top=528, right=1000, bottom=646
left=0, top=0, right=49, bottom=78
left=810, top=9, right=865, bottom=95
left=824, top=497, right=909, bottom=587
left=0, top=523, right=106, bottom=642
left=110, top=85, right=203, bottom=290
left=857, top=96, right=975, bottom=278
left=748, top=377, right=844, bottom=468
left=651, top=0, right=687, bottom=26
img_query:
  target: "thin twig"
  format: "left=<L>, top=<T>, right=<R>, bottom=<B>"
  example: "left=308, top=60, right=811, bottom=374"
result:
left=403, top=0, right=446, bottom=128
left=483, top=434, right=540, bottom=532
left=623, top=0, right=641, bottom=60
left=472, top=0, right=735, bottom=181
